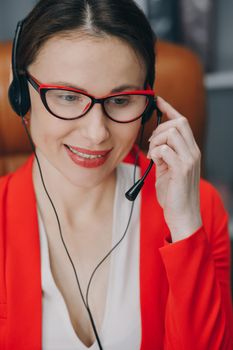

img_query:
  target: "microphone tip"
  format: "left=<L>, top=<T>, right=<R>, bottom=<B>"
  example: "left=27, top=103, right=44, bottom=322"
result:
left=125, top=179, right=144, bottom=201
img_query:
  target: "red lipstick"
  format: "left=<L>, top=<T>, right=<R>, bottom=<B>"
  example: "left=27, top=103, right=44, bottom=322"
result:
left=65, top=145, right=112, bottom=168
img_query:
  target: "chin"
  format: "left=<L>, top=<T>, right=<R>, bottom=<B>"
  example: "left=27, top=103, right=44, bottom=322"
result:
left=60, top=164, right=115, bottom=189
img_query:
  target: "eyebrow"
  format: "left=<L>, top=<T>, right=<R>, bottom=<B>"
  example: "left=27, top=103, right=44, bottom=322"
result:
left=50, top=82, right=142, bottom=93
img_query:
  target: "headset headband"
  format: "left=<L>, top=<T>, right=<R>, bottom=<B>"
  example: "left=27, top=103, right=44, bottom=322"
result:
left=8, top=19, right=31, bottom=117
left=12, top=21, right=24, bottom=79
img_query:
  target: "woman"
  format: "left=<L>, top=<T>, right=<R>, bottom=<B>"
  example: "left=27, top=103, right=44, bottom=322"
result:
left=1, top=0, right=233, bottom=349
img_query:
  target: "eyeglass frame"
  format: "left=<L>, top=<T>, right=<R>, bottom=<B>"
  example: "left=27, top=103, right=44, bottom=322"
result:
left=26, top=72, right=156, bottom=123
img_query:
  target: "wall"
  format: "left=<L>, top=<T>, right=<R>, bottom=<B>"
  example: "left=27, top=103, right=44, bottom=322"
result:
left=0, top=0, right=35, bottom=41
left=215, top=0, right=233, bottom=71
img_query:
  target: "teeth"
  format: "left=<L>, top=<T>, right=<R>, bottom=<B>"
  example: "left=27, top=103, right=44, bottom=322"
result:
left=68, top=146, right=103, bottom=159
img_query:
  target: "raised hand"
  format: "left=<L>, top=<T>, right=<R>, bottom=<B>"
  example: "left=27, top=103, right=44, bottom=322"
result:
left=148, top=97, right=202, bottom=242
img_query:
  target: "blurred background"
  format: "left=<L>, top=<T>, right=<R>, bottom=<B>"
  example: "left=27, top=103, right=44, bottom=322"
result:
left=0, top=0, right=233, bottom=280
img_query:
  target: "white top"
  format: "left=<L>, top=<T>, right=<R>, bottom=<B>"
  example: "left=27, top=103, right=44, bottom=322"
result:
left=38, top=163, right=141, bottom=350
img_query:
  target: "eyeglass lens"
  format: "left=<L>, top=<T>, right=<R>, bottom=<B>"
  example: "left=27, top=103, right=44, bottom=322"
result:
left=45, top=90, right=149, bottom=121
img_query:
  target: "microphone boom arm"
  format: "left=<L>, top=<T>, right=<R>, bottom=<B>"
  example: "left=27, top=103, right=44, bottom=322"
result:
left=125, top=107, right=162, bottom=201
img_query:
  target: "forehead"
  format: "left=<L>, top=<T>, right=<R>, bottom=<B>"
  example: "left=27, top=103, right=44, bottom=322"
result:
left=29, top=34, right=146, bottom=93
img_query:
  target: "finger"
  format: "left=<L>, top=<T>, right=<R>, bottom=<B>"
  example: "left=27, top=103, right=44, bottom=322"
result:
left=150, top=144, right=180, bottom=176
left=149, top=127, right=193, bottom=162
left=156, top=96, right=181, bottom=120
left=152, top=98, right=199, bottom=153
left=151, top=120, right=200, bottom=158
left=154, top=118, right=198, bottom=153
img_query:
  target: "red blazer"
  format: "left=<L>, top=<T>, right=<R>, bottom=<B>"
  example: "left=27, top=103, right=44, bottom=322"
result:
left=0, top=150, right=233, bottom=349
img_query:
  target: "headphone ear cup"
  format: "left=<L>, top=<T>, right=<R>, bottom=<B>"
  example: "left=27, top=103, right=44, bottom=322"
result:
left=20, top=75, right=31, bottom=116
left=8, top=79, right=20, bottom=115
left=8, top=75, right=30, bottom=116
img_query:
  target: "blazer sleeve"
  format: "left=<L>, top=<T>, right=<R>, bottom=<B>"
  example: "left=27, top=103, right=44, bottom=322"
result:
left=159, top=181, right=233, bottom=350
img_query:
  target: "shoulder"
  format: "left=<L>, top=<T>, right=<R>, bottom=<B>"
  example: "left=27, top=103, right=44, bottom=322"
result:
left=0, top=156, right=34, bottom=203
left=199, top=178, right=227, bottom=219
left=199, top=178, right=229, bottom=240
left=0, top=173, right=11, bottom=192
left=0, top=156, right=36, bottom=249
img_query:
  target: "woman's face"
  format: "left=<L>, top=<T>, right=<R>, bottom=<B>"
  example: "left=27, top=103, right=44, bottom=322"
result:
left=28, top=33, right=147, bottom=188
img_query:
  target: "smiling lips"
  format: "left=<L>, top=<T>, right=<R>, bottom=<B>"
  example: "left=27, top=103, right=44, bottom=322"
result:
left=65, top=144, right=112, bottom=168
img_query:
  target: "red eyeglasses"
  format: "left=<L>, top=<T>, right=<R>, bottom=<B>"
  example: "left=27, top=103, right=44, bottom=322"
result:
left=26, top=73, right=155, bottom=123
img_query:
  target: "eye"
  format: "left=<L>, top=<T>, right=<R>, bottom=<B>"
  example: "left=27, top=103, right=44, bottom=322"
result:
left=63, top=95, right=77, bottom=101
left=47, top=90, right=85, bottom=104
left=58, top=93, right=80, bottom=102
left=108, top=96, right=131, bottom=106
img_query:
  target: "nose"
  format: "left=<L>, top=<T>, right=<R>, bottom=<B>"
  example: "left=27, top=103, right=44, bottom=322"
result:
left=78, top=103, right=110, bottom=145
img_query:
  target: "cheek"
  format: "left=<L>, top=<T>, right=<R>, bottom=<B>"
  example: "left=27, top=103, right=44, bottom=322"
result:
left=29, top=87, right=44, bottom=116
left=112, top=121, right=141, bottom=152
left=29, top=108, right=66, bottom=150
left=29, top=89, right=69, bottom=147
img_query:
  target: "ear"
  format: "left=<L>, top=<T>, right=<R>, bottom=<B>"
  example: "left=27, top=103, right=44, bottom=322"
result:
left=9, top=65, right=13, bottom=85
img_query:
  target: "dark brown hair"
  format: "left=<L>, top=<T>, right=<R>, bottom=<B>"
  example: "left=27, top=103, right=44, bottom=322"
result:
left=18, top=0, right=156, bottom=87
